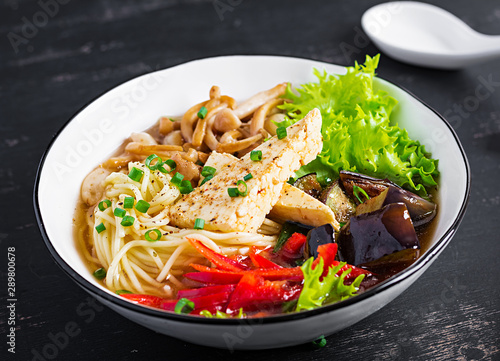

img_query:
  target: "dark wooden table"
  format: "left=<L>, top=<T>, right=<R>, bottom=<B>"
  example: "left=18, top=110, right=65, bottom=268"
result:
left=2, top=0, right=499, bottom=360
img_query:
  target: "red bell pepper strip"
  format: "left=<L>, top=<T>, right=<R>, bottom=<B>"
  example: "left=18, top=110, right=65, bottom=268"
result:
left=177, top=284, right=236, bottom=299
left=188, top=238, right=248, bottom=271
left=281, top=232, right=307, bottom=258
left=312, top=243, right=371, bottom=280
left=120, top=294, right=165, bottom=308
left=184, top=271, right=243, bottom=285
left=160, top=292, right=232, bottom=313
left=249, top=252, right=282, bottom=269
left=226, top=273, right=301, bottom=313
left=184, top=266, right=303, bottom=285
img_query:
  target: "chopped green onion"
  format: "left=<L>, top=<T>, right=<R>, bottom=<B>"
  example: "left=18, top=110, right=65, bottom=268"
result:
left=243, top=173, right=253, bottom=181
left=93, top=268, right=106, bottom=280
left=145, top=229, right=162, bottom=242
left=163, top=159, right=176, bottom=173
left=201, top=166, right=216, bottom=177
left=179, top=180, right=193, bottom=194
left=123, top=197, right=134, bottom=209
left=353, top=185, right=370, bottom=204
left=200, top=174, right=213, bottom=186
left=128, top=167, right=144, bottom=182
left=194, top=218, right=205, bottom=230
left=174, top=298, right=195, bottom=314
left=250, top=150, right=262, bottom=161
left=263, top=137, right=271, bottom=142
left=236, top=180, right=248, bottom=196
left=276, top=126, right=287, bottom=140
left=114, top=208, right=126, bottom=218
left=197, top=106, right=208, bottom=119
left=115, top=289, right=132, bottom=295
left=135, top=200, right=150, bottom=213
left=312, top=335, right=327, bottom=348
left=98, top=199, right=111, bottom=211
left=169, top=118, right=176, bottom=122
left=95, top=222, right=106, bottom=234
left=170, top=172, right=184, bottom=187
left=120, top=215, right=135, bottom=227
left=227, top=187, right=239, bottom=197
left=145, top=154, right=162, bottom=170
left=339, top=222, right=346, bottom=228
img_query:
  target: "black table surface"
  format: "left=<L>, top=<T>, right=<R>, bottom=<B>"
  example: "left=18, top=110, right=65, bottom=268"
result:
left=1, top=0, right=499, bottom=360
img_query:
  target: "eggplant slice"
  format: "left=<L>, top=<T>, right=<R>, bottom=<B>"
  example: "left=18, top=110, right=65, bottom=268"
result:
left=338, top=202, right=420, bottom=265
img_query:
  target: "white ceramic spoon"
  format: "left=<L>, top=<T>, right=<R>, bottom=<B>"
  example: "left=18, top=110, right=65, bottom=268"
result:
left=361, top=1, right=500, bottom=69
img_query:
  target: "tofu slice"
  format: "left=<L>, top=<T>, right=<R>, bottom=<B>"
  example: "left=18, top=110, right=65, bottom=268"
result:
left=202, top=151, right=339, bottom=229
left=168, top=108, right=323, bottom=232
left=269, top=185, right=339, bottom=229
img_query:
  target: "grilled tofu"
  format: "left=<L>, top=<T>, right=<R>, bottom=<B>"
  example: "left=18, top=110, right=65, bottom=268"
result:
left=201, top=152, right=339, bottom=229
left=270, top=185, right=339, bottom=229
left=168, top=108, right=323, bottom=232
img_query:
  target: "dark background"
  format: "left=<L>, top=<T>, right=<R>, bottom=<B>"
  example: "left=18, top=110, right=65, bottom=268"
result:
left=1, top=0, right=499, bottom=360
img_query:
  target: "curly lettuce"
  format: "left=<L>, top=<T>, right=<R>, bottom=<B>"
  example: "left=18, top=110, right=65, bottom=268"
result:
left=280, top=54, right=439, bottom=195
left=296, top=257, right=364, bottom=312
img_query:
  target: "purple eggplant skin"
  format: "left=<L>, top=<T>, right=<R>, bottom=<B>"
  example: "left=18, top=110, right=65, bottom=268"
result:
left=341, top=171, right=437, bottom=227
left=304, top=224, right=336, bottom=259
left=338, top=202, right=420, bottom=266
left=384, top=186, right=436, bottom=227
left=340, top=170, right=396, bottom=199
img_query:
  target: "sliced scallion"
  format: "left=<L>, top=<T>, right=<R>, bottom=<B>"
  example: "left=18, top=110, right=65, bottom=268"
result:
left=250, top=150, right=262, bottom=162
left=93, top=268, right=106, bottom=280
left=123, top=197, right=134, bottom=209
left=243, top=173, right=253, bottom=181
left=236, top=180, right=248, bottom=196
left=174, top=298, right=195, bottom=314
left=95, top=222, right=106, bottom=234
left=98, top=199, right=111, bottom=211
left=115, top=289, right=132, bottom=295
left=145, top=154, right=161, bottom=170
left=135, top=200, right=150, bottom=213
left=179, top=180, right=193, bottom=194
left=227, top=187, right=239, bottom=197
left=145, top=229, right=162, bottom=242
left=170, top=172, right=184, bottom=187
left=194, top=218, right=205, bottom=230
left=163, top=159, right=176, bottom=173
left=114, top=208, right=126, bottom=218
left=200, top=174, right=213, bottom=186
left=276, top=126, right=287, bottom=140
left=201, top=166, right=216, bottom=177
left=128, top=167, right=144, bottom=182
left=120, top=215, right=135, bottom=227
left=197, top=106, right=208, bottom=119
left=353, top=185, right=370, bottom=204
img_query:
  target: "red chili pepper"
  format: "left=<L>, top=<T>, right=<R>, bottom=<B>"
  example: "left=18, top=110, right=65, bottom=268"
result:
left=184, top=266, right=303, bottom=285
left=226, top=273, right=301, bottom=313
left=188, top=238, right=248, bottom=271
left=249, top=252, right=282, bottom=269
left=120, top=294, right=165, bottom=308
left=177, top=284, right=236, bottom=299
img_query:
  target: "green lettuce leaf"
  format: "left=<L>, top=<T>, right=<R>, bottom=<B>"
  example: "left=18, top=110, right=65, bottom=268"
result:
left=280, top=54, right=439, bottom=195
left=295, top=257, right=364, bottom=312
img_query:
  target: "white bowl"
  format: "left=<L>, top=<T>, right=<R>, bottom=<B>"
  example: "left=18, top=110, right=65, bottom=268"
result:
left=34, top=55, right=470, bottom=350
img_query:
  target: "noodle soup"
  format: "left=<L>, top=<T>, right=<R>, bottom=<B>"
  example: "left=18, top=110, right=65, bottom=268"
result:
left=75, top=56, right=439, bottom=317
